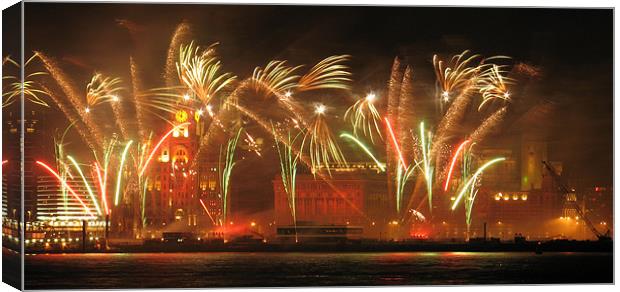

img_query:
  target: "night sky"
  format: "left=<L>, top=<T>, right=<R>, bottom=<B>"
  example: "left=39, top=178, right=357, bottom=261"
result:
left=21, top=3, right=613, bottom=215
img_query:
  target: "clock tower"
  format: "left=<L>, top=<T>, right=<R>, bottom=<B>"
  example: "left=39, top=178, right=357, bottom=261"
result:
left=145, top=109, right=199, bottom=230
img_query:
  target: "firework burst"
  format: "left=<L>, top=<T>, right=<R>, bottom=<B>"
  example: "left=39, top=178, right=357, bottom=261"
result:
left=302, top=104, right=347, bottom=175
left=344, top=92, right=383, bottom=143
left=2, top=54, right=50, bottom=108
left=478, top=65, right=514, bottom=111
left=176, top=41, right=236, bottom=104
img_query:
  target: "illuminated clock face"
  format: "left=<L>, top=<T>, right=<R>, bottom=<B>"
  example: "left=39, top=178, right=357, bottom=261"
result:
left=175, top=110, right=188, bottom=123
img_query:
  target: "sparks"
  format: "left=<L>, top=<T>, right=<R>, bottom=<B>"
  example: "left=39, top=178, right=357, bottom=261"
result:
left=384, top=117, right=406, bottom=169
left=114, top=140, right=134, bottom=206
left=451, top=157, right=506, bottom=210
left=444, top=139, right=471, bottom=191
left=340, top=133, right=385, bottom=171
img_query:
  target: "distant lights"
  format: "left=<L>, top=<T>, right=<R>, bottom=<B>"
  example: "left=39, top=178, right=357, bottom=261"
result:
left=183, top=93, right=191, bottom=101
left=84, top=107, right=91, bottom=113
left=284, top=91, right=292, bottom=98
left=111, top=95, right=120, bottom=102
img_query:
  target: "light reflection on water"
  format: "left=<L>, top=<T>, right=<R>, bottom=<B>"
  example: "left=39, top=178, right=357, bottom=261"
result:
left=23, top=252, right=612, bottom=289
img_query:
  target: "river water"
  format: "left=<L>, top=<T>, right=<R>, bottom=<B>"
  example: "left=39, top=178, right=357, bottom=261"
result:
left=23, top=251, right=612, bottom=289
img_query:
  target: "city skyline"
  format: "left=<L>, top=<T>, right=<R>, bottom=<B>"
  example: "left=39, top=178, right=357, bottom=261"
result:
left=1, top=2, right=613, bottom=289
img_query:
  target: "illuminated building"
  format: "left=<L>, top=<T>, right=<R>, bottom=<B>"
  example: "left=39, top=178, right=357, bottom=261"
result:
left=35, top=175, right=99, bottom=222
left=145, top=109, right=221, bottom=230
left=273, top=163, right=389, bottom=239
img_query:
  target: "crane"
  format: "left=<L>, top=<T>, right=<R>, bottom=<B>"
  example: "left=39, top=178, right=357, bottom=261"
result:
left=542, top=161, right=610, bottom=241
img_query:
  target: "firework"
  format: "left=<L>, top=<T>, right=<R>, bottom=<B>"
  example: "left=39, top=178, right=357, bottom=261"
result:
left=395, top=162, right=418, bottom=215
left=141, top=177, right=148, bottom=227
left=67, top=155, right=102, bottom=215
left=219, top=128, right=242, bottom=227
left=130, top=56, right=147, bottom=141
left=302, top=104, right=347, bottom=175
left=385, top=57, right=404, bottom=218
left=165, top=21, right=192, bottom=87
left=443, top=139, right=471, bottom=191
left=464, top=177, right=480, bottom=237
left=339, top=133, right=385, bottom=171
left=384, top=117, right=406, bottom=169
left=409, top=209, right=426, bottom=222
left=433, top=50, right=481, bottom=105
left=252, top=60, right=302, bottom=95
left=2, top=54, right=50, bottom=108
left=94, top=163, right=109, bottom=215
left=297, top=55, right=352, bottom=91
left=140, top=123, right=190, bottom=177
left=478, top=65, right=514, bottom=111
left=274, top=127, right=302, bottom=242
left=397, top=66, right=416, bottom=159
left=451, top=157, right=505, bottom=210
left=37, top=52, right=105, bottom=152
left=469, top=107, right=508, bottom=144
left=176, top=41, right=236, bottom=104
left=419, top=122, right=434, bottom=213
left=35, top=161, right=95, bottom=217
left=344, top=92, right=383, bottom=144
left=114, top=140, right=133, bottom=206
left=85, top=73, right=123, bottom=109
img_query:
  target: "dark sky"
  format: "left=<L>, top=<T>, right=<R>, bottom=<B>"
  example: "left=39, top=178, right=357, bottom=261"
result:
left=21, top=3, right=613, bottom=214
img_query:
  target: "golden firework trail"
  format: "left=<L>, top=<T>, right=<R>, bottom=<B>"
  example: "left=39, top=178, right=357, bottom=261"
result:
left=433, top=50, right=481, bottom=105
left=385, top=57, right=404, bottom=209
left=85, top=73, right=123, bottom=109
left=397, top=66, right=416, bottom=159
left=477, top=64, right=514, bottom=111
left=252, top=60, right=302, bottom=95
left=165, top=21, right=192, bottom=87
left=36, top=51, right=105, bottom=152
left=302, top=104, right=348, bottom=176
left=297, top=55, right=352, bottom=91
left=2, top=54, right=50, bottom=108
left=41, top=84, right=100, bottom=154
left=344, top=92, right=383, bottom=144
left=176, top=41, right=236, bottom=104
left=469, top=106, right=508, bottom=144
left=130, top=56, right=147, bottom=141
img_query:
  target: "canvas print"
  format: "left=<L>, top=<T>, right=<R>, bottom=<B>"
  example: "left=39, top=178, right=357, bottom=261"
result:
left=1, top=2, right=613, bottom=290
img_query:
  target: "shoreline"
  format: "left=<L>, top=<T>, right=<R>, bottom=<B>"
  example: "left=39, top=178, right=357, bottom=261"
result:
left=9, top=239, right=613, bottom=254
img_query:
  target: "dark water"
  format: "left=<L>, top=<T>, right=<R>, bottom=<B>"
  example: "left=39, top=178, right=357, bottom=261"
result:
left=23, top=251, right=612, bottom=289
